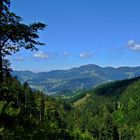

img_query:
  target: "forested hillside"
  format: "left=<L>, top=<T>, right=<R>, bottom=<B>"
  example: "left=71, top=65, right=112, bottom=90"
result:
left=66, top=76, right=140, bottom=140
left=1, top=0, right=140, bottom=139
left=0, top=75, right=70, bottom=139
left=1, top=73, right=140, bottom=139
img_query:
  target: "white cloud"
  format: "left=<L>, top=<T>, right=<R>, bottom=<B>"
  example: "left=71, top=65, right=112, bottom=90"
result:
left=63, top=51, right=71, bottom=57
left=33, top=51, right=50, bottom=59
left=80, top=51, right=93, bottom=58
left=127, top=39, right=140, bottom=51
left=14, top=56, right=24, bottom=61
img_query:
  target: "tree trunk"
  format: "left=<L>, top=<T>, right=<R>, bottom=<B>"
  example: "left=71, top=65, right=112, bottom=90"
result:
left=99, top=132, right=101, bottom=140
left=0, top=1, right=3, bottom=84
left=39, top=110, right=42, bottom=121
left=0, top=1, right=3, bottom=15
left=119, top=131, right=121, bottom=140
left=0, top=47, right=3, bottom=84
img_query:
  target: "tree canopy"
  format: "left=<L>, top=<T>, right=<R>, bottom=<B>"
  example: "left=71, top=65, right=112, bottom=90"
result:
left=0, top=0, right=47, bottom=82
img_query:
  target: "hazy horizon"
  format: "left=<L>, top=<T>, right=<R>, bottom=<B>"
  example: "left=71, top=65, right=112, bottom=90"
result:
left=12, top=63, right=140, bottom=73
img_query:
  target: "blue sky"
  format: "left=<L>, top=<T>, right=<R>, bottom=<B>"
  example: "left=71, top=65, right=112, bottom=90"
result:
left=9, top=0, right=140, bottom=72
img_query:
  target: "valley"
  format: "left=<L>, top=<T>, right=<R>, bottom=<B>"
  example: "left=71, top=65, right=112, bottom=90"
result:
left=12, top=64, right=140, bottom=95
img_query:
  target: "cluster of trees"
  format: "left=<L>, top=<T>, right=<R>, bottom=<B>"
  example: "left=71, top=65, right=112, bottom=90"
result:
left=0, top=1, right=72, bottom=139
left=2, top=70, right=140, bottom=140
left=65, top=77, right=140, bottom=140
left=0, top=74, right=97, bottom=139
left=0, top=74, right=70, bottom=139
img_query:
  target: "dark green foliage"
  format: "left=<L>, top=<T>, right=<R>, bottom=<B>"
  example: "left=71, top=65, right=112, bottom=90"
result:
left=65, top=76, right=140, bottom=140
left=0, top=75, right=73, bottom=140
left=0, top=0, right=46, bottom=83
left=1, top=74, right=140, bottom=139
left=1, top=1, right=140, bottom=139
left=93, top=76, right=140, bottom=97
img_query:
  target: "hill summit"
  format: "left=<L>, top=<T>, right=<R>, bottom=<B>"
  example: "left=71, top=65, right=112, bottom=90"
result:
left=12, top=64, right=140, bottom=94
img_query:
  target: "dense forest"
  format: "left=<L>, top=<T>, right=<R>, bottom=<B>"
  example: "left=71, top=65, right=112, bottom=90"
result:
left=1, top=0, right=140, bottom=139
left=66, top=76, right=140, bottom=140
left=1, top=70, right=140, bottom=139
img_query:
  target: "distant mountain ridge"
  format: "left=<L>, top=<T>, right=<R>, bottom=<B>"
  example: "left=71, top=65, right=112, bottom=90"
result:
left=12, top=64, right=140, bottom=94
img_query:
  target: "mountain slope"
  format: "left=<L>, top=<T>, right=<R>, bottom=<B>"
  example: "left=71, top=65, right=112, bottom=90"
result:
left=66, top=76, right=140, bottom=140
left=12, top=64, right=140, bottom=94
left=69, top=76, right=140, bottom=105
left=2, top=74, right=140, bottom=139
